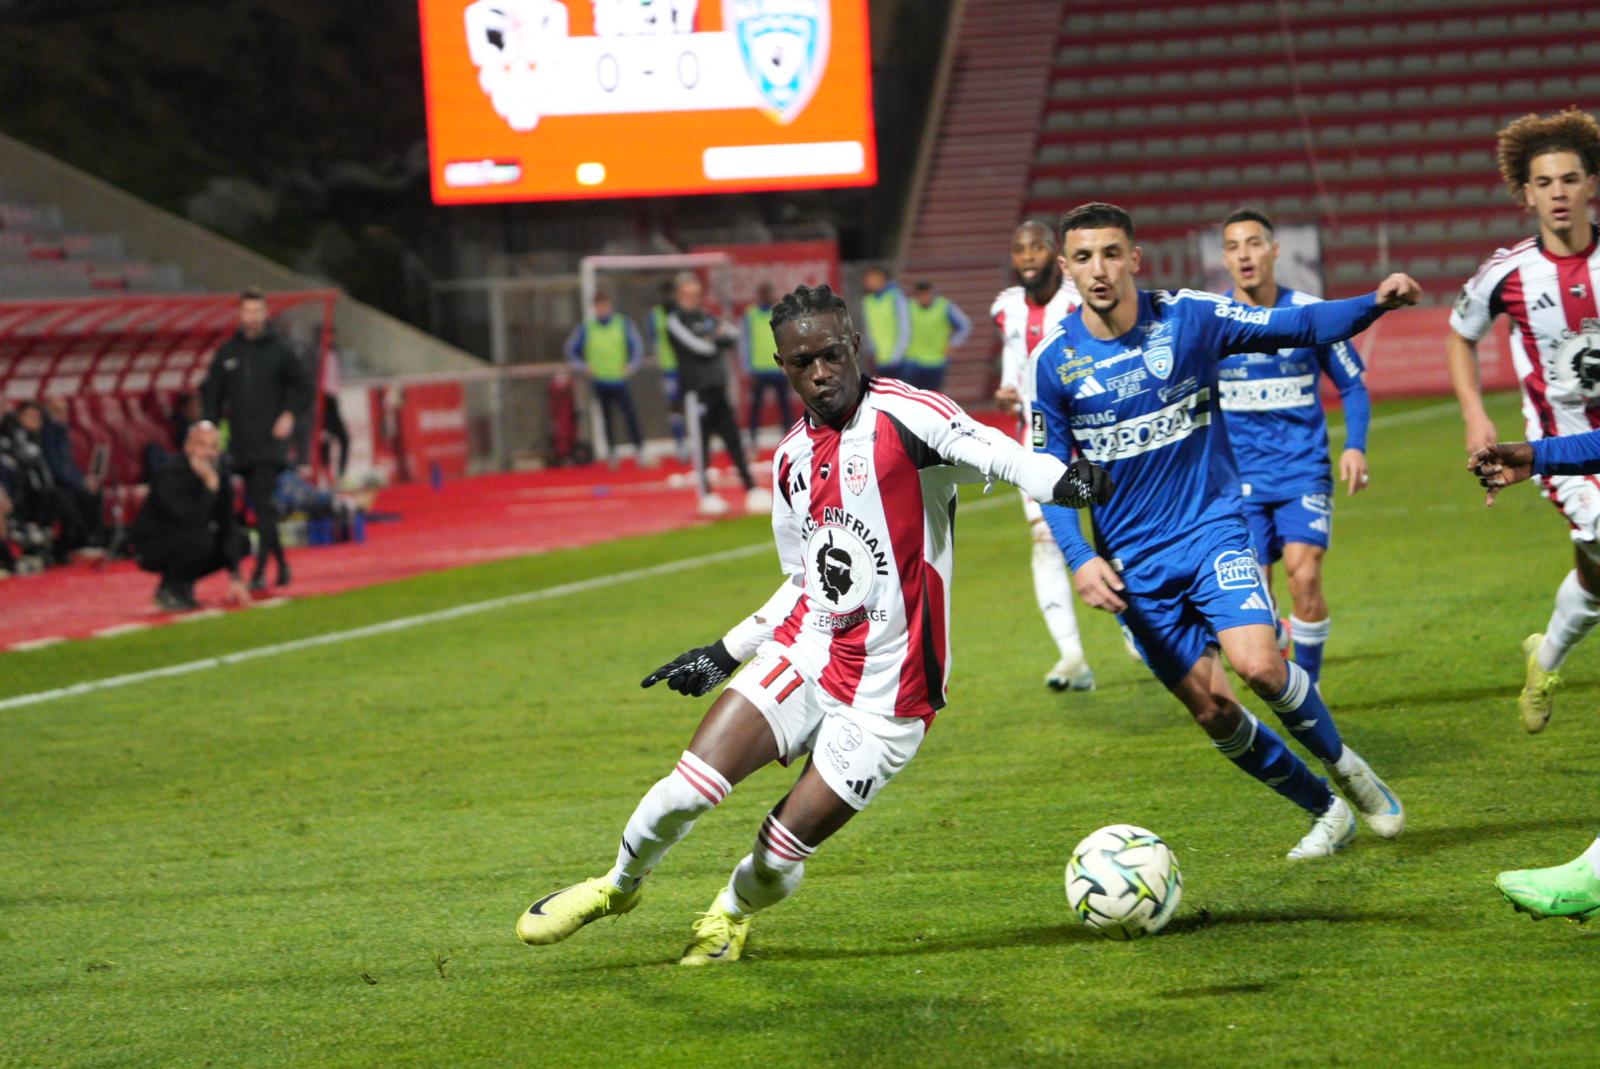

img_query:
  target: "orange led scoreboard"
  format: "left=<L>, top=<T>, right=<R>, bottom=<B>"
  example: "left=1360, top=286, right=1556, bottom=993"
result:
left=419, top=0, right=878, bottom=203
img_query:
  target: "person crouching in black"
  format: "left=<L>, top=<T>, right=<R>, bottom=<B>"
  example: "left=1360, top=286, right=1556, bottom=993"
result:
left=200, top=288, right=311, bottom=591
left=131, top=421, right=250, bottom=612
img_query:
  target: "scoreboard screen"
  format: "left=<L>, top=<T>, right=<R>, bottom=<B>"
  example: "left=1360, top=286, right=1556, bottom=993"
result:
left=419, top=0, right=878, bottom=203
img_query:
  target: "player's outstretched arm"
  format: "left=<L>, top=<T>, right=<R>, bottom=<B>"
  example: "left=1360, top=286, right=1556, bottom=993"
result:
left=641, top=641, right=740, bottom=696
left=640, top=578, right=803, bottom=697
left=929, top=416, right=1113, bottom=508
left=1374, top=273, right=1424, bottom=309
left=1473, top=429, right=1600, bottom=506
left=1469, top=442, right=1535, bottom=506
left=1216, top=274, right=1422, bottom=355
left=1052, top=457, right=1114, bottom=509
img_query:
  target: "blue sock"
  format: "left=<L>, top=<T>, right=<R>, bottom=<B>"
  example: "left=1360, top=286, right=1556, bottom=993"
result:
left=1291, top=615, right=1329, bottom=682
left=1213, top=709, right=1333, bottom=815
left=1264, top=660, right=1343, bottom=764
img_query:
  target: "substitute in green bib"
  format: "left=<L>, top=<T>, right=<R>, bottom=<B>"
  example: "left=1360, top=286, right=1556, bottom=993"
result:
left=904, top=281, right=972, bottom=392
left=648, top=279, right=686, bottom=456
left=860, top=265, right=910, bottom=379
left=565, top=291, right=645, bottom=461
left=742, top=283, right=792, bottom=443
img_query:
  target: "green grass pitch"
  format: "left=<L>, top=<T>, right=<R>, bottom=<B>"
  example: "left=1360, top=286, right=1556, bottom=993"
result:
left=3, top=392, right=1596, bottom=1068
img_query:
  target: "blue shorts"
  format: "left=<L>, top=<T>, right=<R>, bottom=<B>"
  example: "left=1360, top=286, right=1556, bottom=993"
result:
left=1239, top=491, right=1332, bottom=564
left=1115, top=519, right=1275, bottom=688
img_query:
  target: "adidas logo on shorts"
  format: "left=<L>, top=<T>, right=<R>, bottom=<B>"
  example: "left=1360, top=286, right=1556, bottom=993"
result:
left=845, top=777, right=875, bottom=800
left=1239, top=592, right=1270, bottom=613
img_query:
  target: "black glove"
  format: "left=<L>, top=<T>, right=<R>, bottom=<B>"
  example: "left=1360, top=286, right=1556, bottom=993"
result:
left=640, top=639, right=740, bottom=697
left=1051, top=457, right=1114, bottom=508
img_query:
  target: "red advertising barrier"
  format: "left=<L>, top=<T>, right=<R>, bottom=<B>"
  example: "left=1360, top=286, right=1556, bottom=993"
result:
left=1344, top=304, right=1516, bottom=400
left=368, top=381, right=469, bottom=483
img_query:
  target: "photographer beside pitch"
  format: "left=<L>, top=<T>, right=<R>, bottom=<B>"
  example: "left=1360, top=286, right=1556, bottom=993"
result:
left=515, top=283, right=1112, bottom=965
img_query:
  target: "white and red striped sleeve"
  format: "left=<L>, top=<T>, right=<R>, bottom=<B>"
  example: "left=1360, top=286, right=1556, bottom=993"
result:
left=871, top=379, right=1067, bottom=501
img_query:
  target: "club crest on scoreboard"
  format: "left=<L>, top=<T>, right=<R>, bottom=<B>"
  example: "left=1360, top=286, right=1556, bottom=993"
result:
left=725, top=0, right=831, bottom=124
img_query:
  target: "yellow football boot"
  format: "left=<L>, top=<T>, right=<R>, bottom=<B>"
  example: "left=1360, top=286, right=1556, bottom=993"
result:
left=678, top=902, right=749, bottom=966
left=1518, top=633, right=1560, bottom=734
left=516, top=877, right=640, bottom=945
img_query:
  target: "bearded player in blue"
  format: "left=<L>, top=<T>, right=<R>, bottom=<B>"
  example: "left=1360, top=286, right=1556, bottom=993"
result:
left=1217, top=208, right=1372, bottom=684
left=1029, top=203, right=1413, bottom=860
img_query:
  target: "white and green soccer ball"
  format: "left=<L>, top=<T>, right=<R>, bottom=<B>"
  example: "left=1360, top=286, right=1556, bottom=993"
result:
left=1065, top=824, right=1182, bottom=940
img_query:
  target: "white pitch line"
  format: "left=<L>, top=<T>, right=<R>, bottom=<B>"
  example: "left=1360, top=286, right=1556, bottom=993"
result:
left=8, top=636, right=65, bottom=652
left=92, top=622, right=150, bottom=639
left=0, top=542, right=772, bottom=713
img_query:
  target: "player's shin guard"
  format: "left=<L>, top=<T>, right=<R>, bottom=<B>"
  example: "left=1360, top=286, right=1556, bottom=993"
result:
left=1263, top=660, right=1344, bottom=764
left=1538, top=570, right=1600, bottom=671
left=714, top=813, right=814, bottom=920
left=606, top=751, right=731, bottom=892
left=1214, top=709, right=1334, bottom=816
left=1031, top=522, right=1085, bottom=665
left=1289, top=615, right=1329, bottom=682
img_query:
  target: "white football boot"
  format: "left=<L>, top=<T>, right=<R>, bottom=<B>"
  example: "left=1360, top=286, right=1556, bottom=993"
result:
left=1045, top=657, right=1096, bottom=692
left=1287, top=796, right=1357, bottom=860
left=1325, top=748, right=1405, bottom=839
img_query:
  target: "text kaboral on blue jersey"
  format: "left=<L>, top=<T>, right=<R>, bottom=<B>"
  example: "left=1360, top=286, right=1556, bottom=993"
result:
left=1031, top=288, right=1387, bottom=572
left=1217, top=287, right=1371, bottom=500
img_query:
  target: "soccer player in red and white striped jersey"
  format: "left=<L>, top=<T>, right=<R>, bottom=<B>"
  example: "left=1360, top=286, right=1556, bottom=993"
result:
left=991, top=220, right=1098, bottom=692
left=1447, top=108, right=1600, bottom=733
left=516, top=284, right=1110, bottom=964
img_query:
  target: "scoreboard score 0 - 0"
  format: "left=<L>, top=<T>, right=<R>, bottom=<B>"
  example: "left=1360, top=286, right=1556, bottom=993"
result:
left=419, top=0, right=878, bottom=203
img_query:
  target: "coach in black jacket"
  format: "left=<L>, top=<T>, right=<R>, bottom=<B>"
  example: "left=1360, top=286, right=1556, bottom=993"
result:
left=200, top=288, right=311, bottom=591
left=131, top=421, right=249, bottom=612
left=665, top=273, right=758, bottom=512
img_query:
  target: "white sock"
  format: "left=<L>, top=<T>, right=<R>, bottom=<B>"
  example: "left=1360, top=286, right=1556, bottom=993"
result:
left=1538, top=570, right=1600, bottom=671
left=1031, top=522, right=1085, bottom=665
left=714, top=813, right=814, bottom=919
left=1290, top=614, right=1329, bottom=649
left=1582, top=836, right=1600, bottom=880
left=605, top=751, right=730, bottom=892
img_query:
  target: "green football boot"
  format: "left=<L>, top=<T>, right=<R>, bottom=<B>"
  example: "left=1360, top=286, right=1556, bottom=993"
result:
left=1496, top=854, right=1600, bottom=922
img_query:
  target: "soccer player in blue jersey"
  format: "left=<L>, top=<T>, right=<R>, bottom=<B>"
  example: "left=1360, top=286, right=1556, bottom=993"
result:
left=1470, top=434, right=1600, bottom=921
left=1030, top=202, right=1415, bottom=859
left=1217, top=209, right=1372, bottom=683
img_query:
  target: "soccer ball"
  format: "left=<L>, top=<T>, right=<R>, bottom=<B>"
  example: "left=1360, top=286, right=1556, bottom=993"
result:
left=1065, top=824, right=1182, bottom=940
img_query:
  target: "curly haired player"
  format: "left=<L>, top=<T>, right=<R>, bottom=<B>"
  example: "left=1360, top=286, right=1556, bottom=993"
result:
left=515, top=284, right=1112, bottom=964
left=1446, top=108, right=1600, bottom=733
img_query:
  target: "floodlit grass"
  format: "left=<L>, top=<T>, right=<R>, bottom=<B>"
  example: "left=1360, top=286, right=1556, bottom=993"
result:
left=3, top=393, right=1595, bottom=1068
